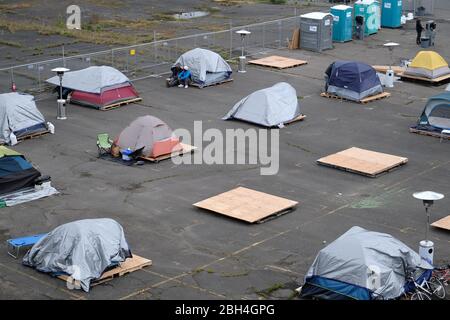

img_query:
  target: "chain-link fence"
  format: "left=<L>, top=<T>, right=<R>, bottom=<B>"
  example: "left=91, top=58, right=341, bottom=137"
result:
left=0, top=16, right=301, bottom=94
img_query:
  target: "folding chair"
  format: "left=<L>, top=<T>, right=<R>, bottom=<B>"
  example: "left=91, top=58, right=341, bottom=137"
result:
left=97, top=133, right=113, bottom=156
left=7, top=233, right=47, bottom=259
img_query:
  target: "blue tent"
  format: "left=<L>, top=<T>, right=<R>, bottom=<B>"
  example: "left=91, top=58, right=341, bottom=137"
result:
left=324, top=61, right=383, bottom=101
left=412, top=92, right=450, bottom=133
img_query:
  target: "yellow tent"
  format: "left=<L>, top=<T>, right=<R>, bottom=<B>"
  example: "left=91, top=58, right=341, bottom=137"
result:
left=409, top=51, right=448, bottom=71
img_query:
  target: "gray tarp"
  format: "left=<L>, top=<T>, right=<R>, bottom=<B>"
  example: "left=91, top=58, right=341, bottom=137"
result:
left=174, top=48, right=232, bottom=85
left=46, top=66, right=130, bottom=93
left=0, top=93, right=46, bottom=145
left=23, top=218, right=132, bottom=292
left=305, top=226, right=433, bottom=300
left=222, top=82, right=301, bottom=127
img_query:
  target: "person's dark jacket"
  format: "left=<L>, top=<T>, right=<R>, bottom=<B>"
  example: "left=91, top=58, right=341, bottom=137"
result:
left=416, top=20, right=423, bottom=32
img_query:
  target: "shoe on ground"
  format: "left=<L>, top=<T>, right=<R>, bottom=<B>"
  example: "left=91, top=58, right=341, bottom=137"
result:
left=184, top=85, right=188, bottom=88
left=178, top=84, right=183, bottom=88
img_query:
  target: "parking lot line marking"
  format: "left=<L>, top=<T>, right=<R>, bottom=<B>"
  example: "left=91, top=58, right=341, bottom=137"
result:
left=0, top=263, right=85, bottom=300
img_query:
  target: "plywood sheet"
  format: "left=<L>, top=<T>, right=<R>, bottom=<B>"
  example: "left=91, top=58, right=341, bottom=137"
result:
left=431, top=215, right=450, bottom=231
left=249, top=55, right=307, bottom=69
left=193, top=187, right=298, bottom=223
left=372, top=65, right=405, bottom=75
left=398, top=72, right=450, bottom=83
left=317, top=147, right=408, bottom=177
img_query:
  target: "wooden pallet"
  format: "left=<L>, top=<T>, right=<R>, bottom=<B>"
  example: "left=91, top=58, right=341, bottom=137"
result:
left=398, top=72, right=450, bottom=84
left=193, top=186, right=298, bottom=224
left=16, top=130, right=50, bottom=142
left=409, top=127, right=450, bottom=140
left=58, top=254, right=152, bottom=288
left=320, top=92, right=391, bottom=104
left=191, top=78, right=233, bottom=89
left=139, top=143, right=196, bottom=163
left=284, top=114, right=306, bottom=125
left=431, top=215, right=450, bottom=231
left=100, top=97, right=143, bottom=111
left=317, top=147, right=408, bottom=178
left=249, top=55, right=308, bottom=69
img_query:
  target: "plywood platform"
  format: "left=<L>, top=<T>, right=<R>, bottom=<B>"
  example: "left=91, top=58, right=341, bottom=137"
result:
left=409, top=127, right=450, bottom=140
left=431, top=215, right=450, bottom=231
left=140, top=143, right=196, bottom=163
left=398, top=72, right=450, bottom=84
left=372, top=65, right=406, bottom=75
left=101, top=97, right=143, bottom=111
left=317, top=147, right=408, bottom=178
left=58, top=254, right=152, bottom=288
left=249, top=55, right=308, bottom=69
left=191, top=78, right=233, bottom=89
left=320, top=92, right=391, bottom=104
left=193, top=186, right=298, bottom=223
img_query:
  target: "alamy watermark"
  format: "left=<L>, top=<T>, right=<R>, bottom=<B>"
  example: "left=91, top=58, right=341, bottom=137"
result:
left=172, top=121, right=279, bottom=176
left=66, top=5, right=81, bottom=30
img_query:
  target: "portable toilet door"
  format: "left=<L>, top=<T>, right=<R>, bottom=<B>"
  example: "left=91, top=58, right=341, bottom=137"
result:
left=381, top=0, right=402, bottom=28
left=354, top=0, right=379, bottom=36
left=300, top=12, right=333, bottom=52
left=330, top=5, right=353, bottom=42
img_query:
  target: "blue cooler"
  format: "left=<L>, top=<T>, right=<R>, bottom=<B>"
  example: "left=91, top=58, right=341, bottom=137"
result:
left=381, top=0, right=402, bottom=28
left=121, top=148, right=133, bottom=161
left=330, top=5, right=353, bottom=42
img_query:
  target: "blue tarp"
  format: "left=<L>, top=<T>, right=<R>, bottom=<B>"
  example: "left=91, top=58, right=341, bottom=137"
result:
left=325, top=61, right=381, bottom=93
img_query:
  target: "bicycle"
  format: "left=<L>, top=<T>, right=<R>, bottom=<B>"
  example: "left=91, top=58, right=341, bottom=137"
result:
left=433, top=265, right=450, bottom=286
left=406, top=272, right=446, bottom=300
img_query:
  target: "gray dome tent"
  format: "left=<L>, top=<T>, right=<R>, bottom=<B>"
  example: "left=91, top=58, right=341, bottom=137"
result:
left=412, top=92, right=450, bottom=133
left=0, top=93, right=47, bottom=145
left=300, top=226, right=433, bottom=300
left=23, top=218, right=132, bottom=292
left=173, top=48, right=232, bottom=87
left=222, top=82, right=302, bottom=127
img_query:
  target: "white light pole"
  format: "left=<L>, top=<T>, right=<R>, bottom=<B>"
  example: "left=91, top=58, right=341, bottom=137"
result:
left=51, top=67, right=70, bottom=120
left=413, top=191, right=444, bottom=265
left=383, top=42, right=399, bottom=88
left=236, top=29, right=251, bottom=73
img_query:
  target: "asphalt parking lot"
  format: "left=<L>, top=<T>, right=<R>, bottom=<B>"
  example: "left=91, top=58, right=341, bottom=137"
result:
left=0, top=9, right=449, bottom=300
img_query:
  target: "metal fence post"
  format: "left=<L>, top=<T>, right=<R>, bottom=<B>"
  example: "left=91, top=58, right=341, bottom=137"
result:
left=262, top=23, right=265, bottom=50
left=229, top=20, right=233, bottom=59
left=111, top=49, right=114, bottom=67
left=153, top=31, right=157, bottom=62
left=278, top=20, right=282, bottom=49
left=37, top=64, right=41, bottom=90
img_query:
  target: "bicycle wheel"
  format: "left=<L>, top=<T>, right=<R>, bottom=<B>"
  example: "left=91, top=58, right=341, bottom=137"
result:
left=429, top=277, right=446, bottom=299
left=411, top=291, right=432, bottom=300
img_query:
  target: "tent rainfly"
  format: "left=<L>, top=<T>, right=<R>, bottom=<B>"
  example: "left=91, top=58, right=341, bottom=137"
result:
left=0, top=92, right=48, bottom=145
left=173, top=48, right=232, bottom=87
left=0, top=146, right=41, bottom=196
left=412, top=92, right=450, bottom=133
left=405, top=51, right=450, bottom=79
left=222, top=82, right=302, bottom=127
left=23, top=218, right=132, bottom=292
left=324, top=61, right=383, bottom=101
left=114, top=115, right=182, bottom=158
left=300, top=226, right=433, bottom=300
left=46, top=66, right=140, bottom=109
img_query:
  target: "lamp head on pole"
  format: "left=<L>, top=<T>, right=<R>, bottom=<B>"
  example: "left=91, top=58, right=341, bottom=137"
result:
left=383, top=42, right=399, bottom=52
left=413, top=191, right=444, bottom=208
left=236, top=29, right=251, bottom=39
left=51, top=67, right=70, bottom=78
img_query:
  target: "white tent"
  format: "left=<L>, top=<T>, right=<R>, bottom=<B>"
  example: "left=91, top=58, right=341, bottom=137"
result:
left=222, top=82, right=302, bottom=127
left=0, top=93, right=47, bottom=145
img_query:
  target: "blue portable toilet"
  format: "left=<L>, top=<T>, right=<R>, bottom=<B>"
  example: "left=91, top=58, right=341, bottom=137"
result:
left=330, top=5, right=353, bottom=42
left=381, top=0, right=402, bottom=28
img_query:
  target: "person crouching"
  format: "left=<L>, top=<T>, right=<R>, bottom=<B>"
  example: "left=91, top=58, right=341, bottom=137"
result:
left=178, top=66, right=192, bottom=88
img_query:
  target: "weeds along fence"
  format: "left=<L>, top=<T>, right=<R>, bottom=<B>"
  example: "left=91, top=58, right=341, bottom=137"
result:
left=0, top=16, right=300, bottom=94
